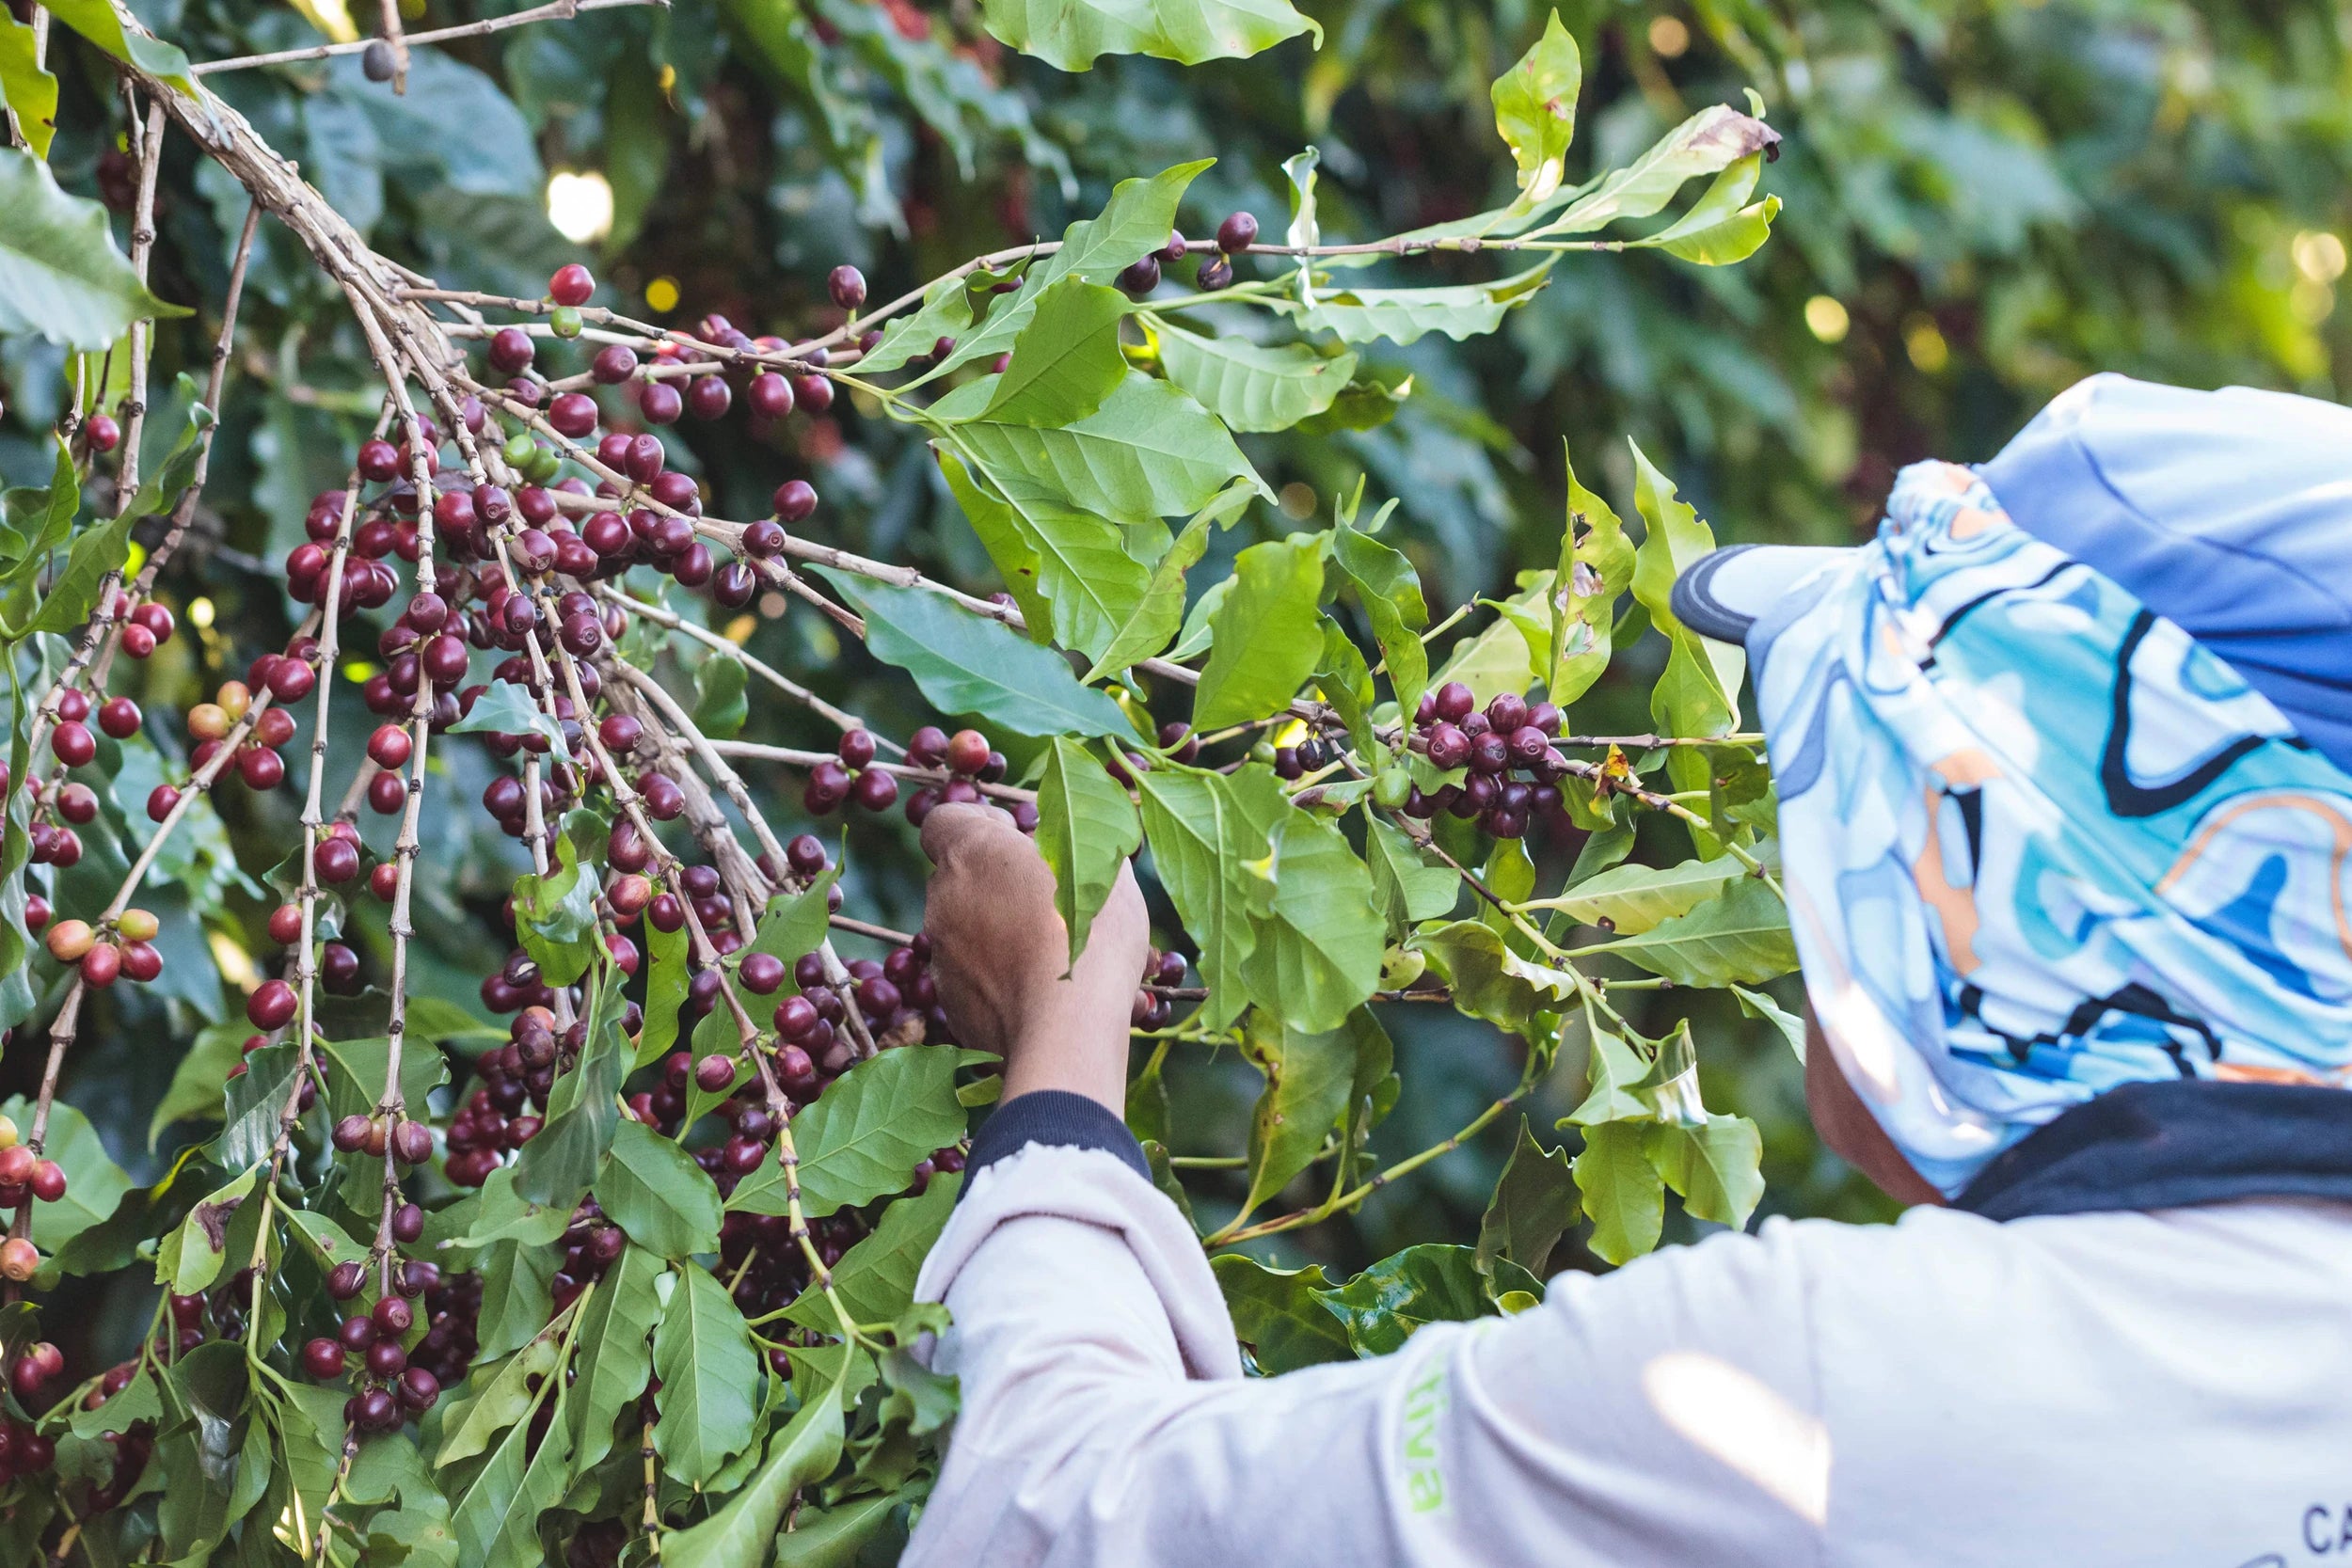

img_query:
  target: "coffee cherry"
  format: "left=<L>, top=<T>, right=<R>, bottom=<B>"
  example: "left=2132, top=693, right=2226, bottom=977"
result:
left=687, top=376, right=732, bottom=420
left=548, top=392, right=599, bottom=438
left=745, top=372, right=795, bottom=422
left=317, top=835, right=362, bottom=884
left=786, top=833, right=828, bottom=878
left=0, top=1239, right=40, bottom=1282
left=121, top=623, right=156, bottom=658
left=361, top=37, right=396, bottom=81
left=45, top=920, right=94, bottom=962
left=28, top=1161, right=64, bottom=1202
left=1197, top=255, right=1234, bottom=291
left=51, top=722, right=94, bottom=768
left=945, top=729, right=990, bottom=776
left=639, top=381, right=683, bottom=424
left=248, top=979, right=298, bottom=1031
left=591, top=345, right=638, bottom=386
left=85, top=414, right=121, bottom=452
left=1432, top=681, right=1475, bottom=723
left=327, top=1260, right=368, bottom=1300
left=239, top=747, right=286, bottom=790
left=1216, top=211, right=1259, bottom=253
left=391, top=1202, right=424, bottom=1243
left=772, top=480, right=818, bottom=522
left=332, top=1114, right=372, bottom=1152
left=739, top=953, right=786, bottom=994
left=355, top=1386, right=399, bottom=1431
left=549, top=263, right=596, bottom=307
left=794, top=372, right=834, bottom=413
left=852, top=768, right=898, bottom=812
left=56, top=689, right=88, bottom=723
left=693, top=1053, right=737, bottom=1093
left=1117, top=255, right=1161, bottom=297
left=302, top=1338, right=347, bottom=1379
left=23, top=895, right=48, bottom=932
left=488, top=326, right=535, bottom=373
left=56, top=783, right=97, bottom=824
left=828, top=265, right=867, bottom=311
left=98, top=697, right=141, bottom=739
left=268, top=905, right=305, bottom=944
left=118, top=908, right=158, bottom=942
left=1424, top=723, right=1470, bottom=770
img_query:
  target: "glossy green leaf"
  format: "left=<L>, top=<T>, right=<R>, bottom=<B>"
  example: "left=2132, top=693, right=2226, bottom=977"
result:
left=1332, top=521, right=1430, bottom=716
left=1136, top=764, right=1284, bottom=1029
left=1589, top=877, right=1796, bottom=986
left=653, top=1263, right=762, bottom=1486
left=1409, top=919, right=1578, bottom=1034
left=595, top=1118, right=723, bottom=1258
left=208, top=1041, right=302, bottom=1173
left=953, top=373, right=1265, bottom=528
left=1239, top=810, right=1385, bottom=1033
left=772, top=1493, right=903, bottom=1565
left=693, top=653, right=750, bottom=739
left=437, top=1309, right=573, bottom=1467
left=633, top=914, right=693, bottom=1070
left=448, top=679, right=567, bottom=748
left=1734, top=984, right=1808, bottom=1061
left=1531, top=105, right=1780, bottom=238
left=1288, top=261, right=1552, bottom=346
left=1194, top=532, right=1327, bottom=729
left=1550, top=442, right=1638, bottom=705
left=508, top=1012, right=624, bottom=1205
left=1432, top=571, right=1553, bottom=708
left=513, top=831, right=599, bottom=987
left=471, top=1238, right=559, bottom=1361
left=978, top=277, right=1132, bottom=424
left=1210, top=1255, right=1353, bottom=1372
left=1629, top=439, right=1742, bottom=717
left=664, top=1356, right=848, bottom=1568
left=726, top=1045, right=965, bottom=1219
left=818, top=567, right=1134, bottom=738
left=1236, top=1009, right=1359, bottom=1218
left=1490, top=12, right=1581, bottom=199
left=148, top=1022, right=250, bottom=1149
left=1646, top=1114, right=1765, bottom=1229
left=155, top=1164, right=259, bottom=1296
left=939, top=444, right=1054, bottom=639
left=1477, top=1117, right=1579, bottom=1278
left=1573, top=1119, right=1664, bottom=1264
left=1081, top=484, right=1243, bottom=680
left=1364, top=816, right=1457, bottom=934
left=0, top=17, right=57, bottom=163
left=783, top=1172, right=961, bottom=1331
left=564, top=1243, right=664, bottom=1474
left=453, top=1355, right=575, bottom=1568
left=943, top=443, right=1149, bottom=662
left=1311, top=1244, right=1542, bottom=1356
left=13, top=383, right=201, bottom=631
left=980, top=0, right=1318, bottom=71
left=1036, top=736, right=1143, bottom=964
left=1154, top=321, right=1357, bottom=433
left=0, top=149, right=190, bottom=351
left=1526, top=851, right=1747, bottom=934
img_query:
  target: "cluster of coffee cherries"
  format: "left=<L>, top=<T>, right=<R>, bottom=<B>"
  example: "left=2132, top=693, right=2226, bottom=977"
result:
left=300, top=1261, right=443, bottom=1433
left=800, top=725, right=900, bottom=817
left=1114, top=212, right=1259, bottom=299
left=440, top=1005, right=624, bottom=1186
left=0, top=1341, right=64, bottom=1480
left=897, top=725, right=1040, bottom=833
left=547, top=1197, right=629, bottom=1314
left=1386, top=680, right=1570, bottom=841
left=1129, top=947, right=1190, bottom=1032
left=0, top=1116, right=67, bottom=1280
left=35, top=902, right=165, bottom=990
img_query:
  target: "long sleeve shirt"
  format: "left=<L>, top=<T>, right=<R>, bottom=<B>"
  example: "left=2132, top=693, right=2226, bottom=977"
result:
left=906, top=1130, right=2352, bottom=1568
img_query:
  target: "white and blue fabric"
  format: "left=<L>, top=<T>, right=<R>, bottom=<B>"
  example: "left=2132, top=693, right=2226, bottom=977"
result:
left=1751, top=459, right=2352, bottom=1196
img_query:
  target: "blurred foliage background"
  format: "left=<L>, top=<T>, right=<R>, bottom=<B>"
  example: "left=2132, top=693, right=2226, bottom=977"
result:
left=6, top=0, right=2350, bottom=1294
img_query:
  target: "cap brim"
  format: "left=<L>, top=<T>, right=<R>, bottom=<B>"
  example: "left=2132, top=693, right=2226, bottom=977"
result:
left=1671, top=544, right=1855, bottom=644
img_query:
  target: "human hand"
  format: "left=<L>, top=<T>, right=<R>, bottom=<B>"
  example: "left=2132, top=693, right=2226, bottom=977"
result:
left=918, top=802, right=1149, bottom=1113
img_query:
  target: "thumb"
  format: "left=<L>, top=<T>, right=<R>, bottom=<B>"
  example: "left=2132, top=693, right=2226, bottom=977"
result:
left=918, top=801, right=1000, bottom=866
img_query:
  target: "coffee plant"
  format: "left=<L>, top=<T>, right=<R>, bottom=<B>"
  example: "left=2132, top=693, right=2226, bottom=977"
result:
left=0, top=0, right=1794, bottom=1560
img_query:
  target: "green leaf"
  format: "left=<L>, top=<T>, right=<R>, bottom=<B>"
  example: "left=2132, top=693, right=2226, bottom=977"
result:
left=725, top=1046, right=965, bottom=1219
left=1035, top=736, right=1143, bottom=965
left=1632, top=153, right=1772, bottom=258
left=595, top=1118, right=723, bottom=1258
left=977, top=277, right=1132, bottom=424
left=1645, top=1115, right=1764, bottom=1230
left=148, top=1022, right=250, bottom=1149
left=0, top=1095, right=129, bottom=1253
left=1364, top=816, right=1456, bottom=935
left=1477, top=1117, right=1579, bottom=1278
left=1490, top=12, right=1581, bottom=200
left=437, top=1308, right=573, bottom=1467
left=979, top=0, right=1317, bottom=71
left=1311, top=1244, right=1542, bottom=1356
left=783, top=1173, right=960, bottom=1332
left=1628, top=440, right=1742, bottom=719
left=1531, top=105, right=1781, bottom=239
left=1734, top=984, right=1807, bottom=1061
left=1527, top=851, right=1747, bottom=934
left=1573, top=1120, right=1664, bottom=1264
left=653, top=1263, right=762, bottom=1487
left=953, top=372, right=1266, bottom=528
left=1194, top=532, right=1327, bottom=729
left=208, top=1041, right=302, bottom=1172
left=1153, top=321, right=1358, bottom=433
left=565, top=1243, right=664, bottom=1474
left=693, top=654, right=750, bottom=739
left=452, top=1353, right=576, bottom=1568
left=942, top=443, right=1149, bottom=663
left=0, top=16, right=58, bottom=162
left=1287, top=261, right=1554, bottom=346
left=1236, top=1008, right=1366, bottom=1219
left=513, top=831, right=600, bottom=987
left=1332, top=521, right=1430, bottom=718
left=155, top=1164, right=259, bottom=1296
left=1239, top=810, right=1385, bottom=1033
left=8, top=384, right=199, bottom=635
left=1081, top=484, right=1242, bottom=680
left=817, top=567, right=1134, bottom=738
left=633, top=914, right=693, bottom=1070
left=771, top=1493, right=903, bottom=1566
left=472, top=1239, right=559, bottom=1361
left=508, top=1012, right=625, bottom=1205
left=1408, top=919, right=1578, bottom=1035
left=1588, top=877, right=1796, bottom=986
left=446, top=1164, right=577, bottom=1249
left=663, top=1356, right=848, bottom=1568
left=1135, top=764, right=1283, bottom=1029
left=448, top=679, right=567, bottom=748
left=0, top=149, right=189, bottom=352
left=40, top=0, right=197, bottom=90
left=1550, top=442, right=1638, bottom=706
left=1432, top=571, right=1554, bottom=709
left=1210, top=1255, right=1352, bottom=1372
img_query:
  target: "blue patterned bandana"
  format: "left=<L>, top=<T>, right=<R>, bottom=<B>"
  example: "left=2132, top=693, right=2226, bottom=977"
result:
left=1753, top=461, right=2352, bottom=1197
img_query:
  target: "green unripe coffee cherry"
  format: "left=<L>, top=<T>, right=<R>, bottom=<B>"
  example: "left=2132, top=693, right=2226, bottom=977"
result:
left=501, top=433, right=538, bottom=469
left=1250, top=740, right=1279, bottom=766
left=1373, top=767, right=1413, bottom=809
left=549, top=305, right=583, bottom=340
left=525, top=444, right=563, bottom=484
left=1379, top=947, right=1426, bottom=990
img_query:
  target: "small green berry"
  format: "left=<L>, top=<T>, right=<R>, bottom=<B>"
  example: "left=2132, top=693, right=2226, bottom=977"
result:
left=549, top=305, right=583, bottom=340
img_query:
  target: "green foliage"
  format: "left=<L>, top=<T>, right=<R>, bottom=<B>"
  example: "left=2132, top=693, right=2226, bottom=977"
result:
left=0, top=150, right=187, bottom=351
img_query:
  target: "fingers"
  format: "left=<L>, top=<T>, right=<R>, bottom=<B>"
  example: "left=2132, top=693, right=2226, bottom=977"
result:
left=918, top=800, right=1012, bottom=866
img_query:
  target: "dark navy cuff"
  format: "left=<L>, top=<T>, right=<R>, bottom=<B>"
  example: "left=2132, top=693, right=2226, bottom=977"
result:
left=963, top=1090, right=1149, bottom=1187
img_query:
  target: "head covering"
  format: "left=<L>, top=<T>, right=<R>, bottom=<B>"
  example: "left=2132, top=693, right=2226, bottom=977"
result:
left=1713, top=453, right=2352, bottom=1196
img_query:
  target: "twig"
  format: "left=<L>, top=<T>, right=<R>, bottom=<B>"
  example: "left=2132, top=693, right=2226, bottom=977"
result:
left=188, top=0, right=663, bottom=75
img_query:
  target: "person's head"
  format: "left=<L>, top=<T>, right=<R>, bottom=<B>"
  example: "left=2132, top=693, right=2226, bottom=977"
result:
left=1674, top=374, right=2352, bottom=1205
